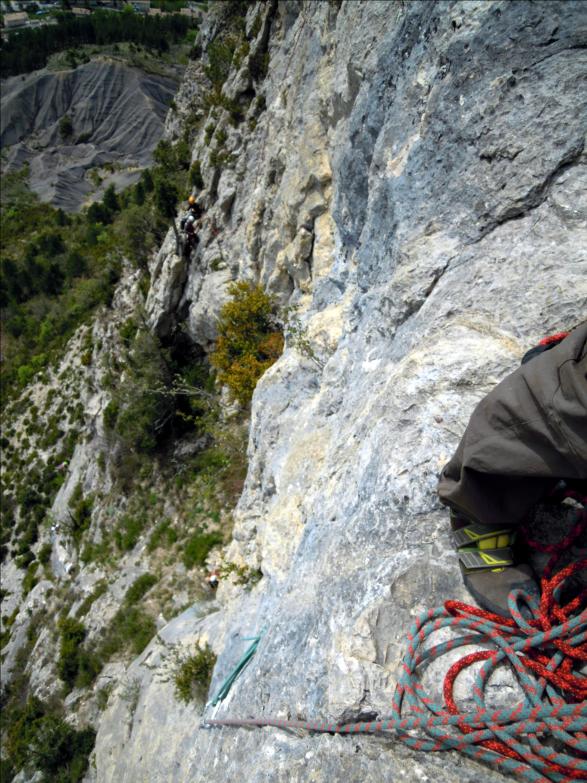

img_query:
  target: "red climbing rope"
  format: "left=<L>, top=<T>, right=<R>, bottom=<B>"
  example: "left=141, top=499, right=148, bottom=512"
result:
left=204, top=495, right=587, bottom=783
left=538, top=332, right=570, bottom=346
left=444, top=496, right=586, bottom=780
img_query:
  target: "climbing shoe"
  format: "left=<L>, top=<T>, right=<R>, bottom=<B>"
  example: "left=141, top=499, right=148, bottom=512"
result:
left=450, top=511, right=539, bottom=618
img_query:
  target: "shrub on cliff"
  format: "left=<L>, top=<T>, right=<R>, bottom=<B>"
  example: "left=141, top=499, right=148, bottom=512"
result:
left=4, top=697, right=95, bottom=783
left=105, top=329, right=173, bottom=454
left=173, top=643, right=217, bottom=703
left=210, top=282, right=283, bottom=406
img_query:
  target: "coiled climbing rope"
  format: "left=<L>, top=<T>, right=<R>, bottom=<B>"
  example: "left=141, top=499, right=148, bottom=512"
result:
left=204, top=504, right=587, bottom=783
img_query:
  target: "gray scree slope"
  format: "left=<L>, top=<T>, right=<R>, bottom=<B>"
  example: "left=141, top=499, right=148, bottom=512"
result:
left=1, top=60, right=178, bottom=210
left=93, top=1, right=586, bottom=782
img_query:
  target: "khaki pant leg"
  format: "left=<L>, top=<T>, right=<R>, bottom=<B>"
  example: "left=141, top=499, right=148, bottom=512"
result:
left=437, top=323, right=587, bottom=527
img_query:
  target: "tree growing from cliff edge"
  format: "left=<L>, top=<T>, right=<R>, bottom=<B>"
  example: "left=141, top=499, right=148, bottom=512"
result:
left=211, top=282, right=284, bottom=407
left=154, top=178, right=180, bottom=248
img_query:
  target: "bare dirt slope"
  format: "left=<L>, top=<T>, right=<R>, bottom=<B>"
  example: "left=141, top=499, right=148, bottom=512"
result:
left=1, top=59, right=179, bottom=210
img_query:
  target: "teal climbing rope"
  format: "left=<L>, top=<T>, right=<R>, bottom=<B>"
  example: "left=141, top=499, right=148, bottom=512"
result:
left=208, top=630, right=265, bottom=707
left=202, top=512, right=587, bottom=783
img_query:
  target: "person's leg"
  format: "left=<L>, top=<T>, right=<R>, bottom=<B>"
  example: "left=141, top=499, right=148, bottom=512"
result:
left=438, top=322, right=587, bottom=615
left=438, top=322, right=587, bottom=526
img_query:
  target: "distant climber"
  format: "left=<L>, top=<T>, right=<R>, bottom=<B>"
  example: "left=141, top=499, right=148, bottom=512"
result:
left=437, top=322, right=587, bottom=617
left=179, top=195, right=203, bottom=258
left=206, top=570, right=220, bottom=589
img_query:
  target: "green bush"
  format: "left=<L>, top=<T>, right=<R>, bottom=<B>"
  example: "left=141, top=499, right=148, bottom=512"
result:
left=106, top=330, right=174, bottom=454
left=38, top=542, right=52, bottom=565
left=22, top=562, right=39, bottom=596
left=99, top=605, right=156, bottom=660
left=114, top=514, right=144, bottom=552
left=119, top=317, right=138, bottom=343
left=182, top=530, right=223, bottom=570
left=57, top=617, right=87, bottom=688
left=68, top=484, right=93, bottom=544
left=205, top=37, right=238, bottom=88
left=147, top=520, right=177, bottom=552
left=103, top=400, right=119, bottom=431
left=250, top=49, right=269, bottom=81
left=59, top=115, right=73, bottom=140
left=250, top=12, right=263, bottom=39
left=214, top=127, right=228, bottom=146
left=210, top=281, right=283, bottom=406
left=204, top=123, right=215, bottom=145
left=174, top=643, right=216, bottom=703
left=189, top=159, right=204, bottom=189
left=80, top=539, right=111, bottom=565
left=4, top=697, right=95, bottom=782
left=57, top=616, right=103, bottom=690
left=75, top=580, right=107, bottom=618
left=154, top=178, right=179, bottom=221
left=124, top=573, right=158, bottom=605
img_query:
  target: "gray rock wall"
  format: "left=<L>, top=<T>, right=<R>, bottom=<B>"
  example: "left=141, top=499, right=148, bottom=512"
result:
left=93, top=0, right=586, bottom=780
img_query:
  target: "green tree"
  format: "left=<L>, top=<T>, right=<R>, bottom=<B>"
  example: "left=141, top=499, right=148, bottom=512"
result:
left=142, top=169, right=154, bottom=193
left=59, top=115, right=74, bottom=140
left=43, top=261, right=65, bottom=296
left=57, top=617, right=86, bottom=687
left=190, top=160, right=204, bottom=190
left=55, top=208, right=69, bottom=226
left=115, top=205, right=153, bottom=268
left=109, top=330, right=174, bottom=453
left=210, top=282, right=284, bottom=406
left=65, top=250, right=87, bottom=278
left=154, top=178, right=179, bottom=247
left=154, top=179, right=178, bottom=220
left=102, top=184, right=119, bottom=216
left=133, top=180, right=145, bottom=206
left=38, top=230, right=65, bottom=257
left=87, top=201, right=110, bottom=225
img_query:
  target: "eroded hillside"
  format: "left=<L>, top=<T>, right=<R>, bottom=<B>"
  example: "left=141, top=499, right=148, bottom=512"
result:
left=1, top=60, right=179, bottom=211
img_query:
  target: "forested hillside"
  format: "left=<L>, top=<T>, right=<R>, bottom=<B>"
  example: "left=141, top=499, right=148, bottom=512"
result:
left=0, top=9, right=195, bottom=76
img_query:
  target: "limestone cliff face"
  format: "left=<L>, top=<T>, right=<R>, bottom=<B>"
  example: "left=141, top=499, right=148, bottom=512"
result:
left=92, top=1, right=586, bottom=782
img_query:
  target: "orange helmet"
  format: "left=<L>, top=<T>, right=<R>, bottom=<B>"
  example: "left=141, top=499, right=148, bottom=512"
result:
left=188, top=195, right=196, bottom=206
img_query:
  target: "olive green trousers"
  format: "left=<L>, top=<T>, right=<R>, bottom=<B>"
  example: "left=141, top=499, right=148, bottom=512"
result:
left=437, top=323, right=587, bottom=527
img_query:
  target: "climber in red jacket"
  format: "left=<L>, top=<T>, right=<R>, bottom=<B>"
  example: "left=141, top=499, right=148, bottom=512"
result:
left=437, top=322, right=587, bottom=617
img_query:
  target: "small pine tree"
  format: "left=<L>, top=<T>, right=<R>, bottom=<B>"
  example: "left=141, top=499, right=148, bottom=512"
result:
left=55, top=208, right=69, bottom=226
left=65, top=250, right=87, bottom=278
left=134, top=180, right=145, bottom=206
left=142, top=169, right=154, bottom=193
left=59, top=115, right=74, bottom=140
left=102, top=184, right=119, bottom=215
left=190, top=160, right=204, bottom=190
left=154, top=179, right=178, bottom=220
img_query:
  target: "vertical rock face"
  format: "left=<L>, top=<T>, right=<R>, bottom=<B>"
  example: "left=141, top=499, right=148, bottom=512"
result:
left=95, top=0, right=586, bottom=780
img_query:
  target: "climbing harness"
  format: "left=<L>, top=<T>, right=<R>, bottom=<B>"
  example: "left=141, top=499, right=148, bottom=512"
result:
left=203, top=503, right=586, bottom=783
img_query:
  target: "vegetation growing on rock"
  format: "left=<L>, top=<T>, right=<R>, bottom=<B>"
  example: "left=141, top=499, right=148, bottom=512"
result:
left=173, top=643, right=217, bottom=703
left=0, top=3, right=274, bottom=781
left=211, top=282, right=284, bottom=406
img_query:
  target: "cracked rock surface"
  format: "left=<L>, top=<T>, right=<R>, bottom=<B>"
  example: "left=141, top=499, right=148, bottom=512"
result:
left=90, top=1, right=587, bottom=781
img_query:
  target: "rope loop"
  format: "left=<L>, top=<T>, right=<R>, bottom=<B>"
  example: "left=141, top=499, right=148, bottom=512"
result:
left=204, top=500, right=587, bottom=783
